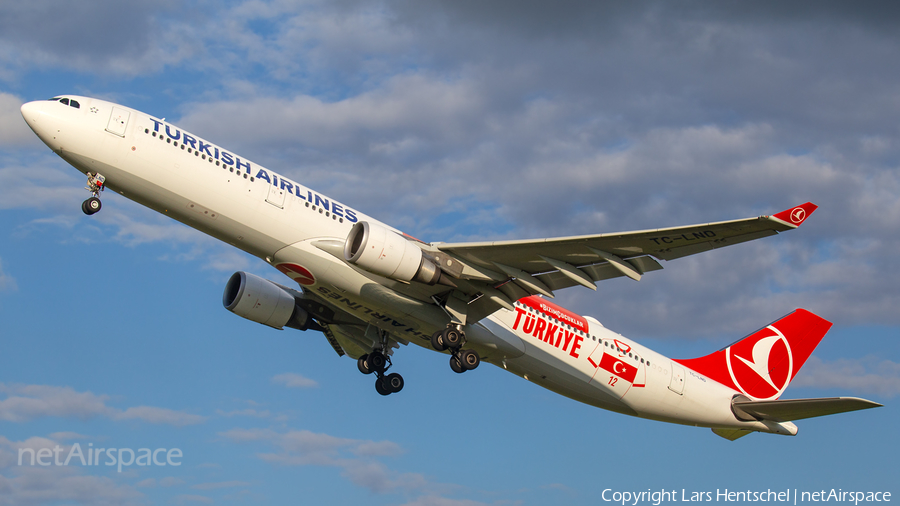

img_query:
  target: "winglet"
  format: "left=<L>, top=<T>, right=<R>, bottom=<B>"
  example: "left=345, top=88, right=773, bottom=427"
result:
left=770, top=202, right=818, bottom=228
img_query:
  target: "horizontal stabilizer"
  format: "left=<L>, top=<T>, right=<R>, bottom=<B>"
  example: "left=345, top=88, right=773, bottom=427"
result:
left=733, top=397, right=882, bottom=422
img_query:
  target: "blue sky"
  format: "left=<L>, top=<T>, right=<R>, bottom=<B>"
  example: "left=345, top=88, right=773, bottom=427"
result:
left=1, top=1, right=898, bottom=504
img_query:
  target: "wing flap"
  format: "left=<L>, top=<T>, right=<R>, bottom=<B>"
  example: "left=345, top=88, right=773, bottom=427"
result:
left=711, top=427, right=752, bottom=441
left=733, top=397, right=882, bottom=422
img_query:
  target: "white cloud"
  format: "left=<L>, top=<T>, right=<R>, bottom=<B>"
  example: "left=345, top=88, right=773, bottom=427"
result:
left=0, top=384, right=114, bottom=422
left=0, top=383, right=206, bottom=426
left=271, top=373, right=318, bottom=389
left=46, top=432, right=88, bottom=441
left=0, top=466, right=142, bottom=505
left=791, top=356, right=900, bottom=398
left=396, top=497, right=492, bottom=506
left=113, top=406, right=206, bottom=426
left=174, top=494, right=214, bottom=504
left=216, top=408, right=272, bottom=418
left=0, top=93, right=38, bottom=147
left=219, top=428, right=423, bottom=494
left=191, top=480, right=251, bottom=490
left=160, top=476, right=186, bottom=487
left=0, top=435, right=143, bottom=504
left=4, top=0, right=900, bottom=342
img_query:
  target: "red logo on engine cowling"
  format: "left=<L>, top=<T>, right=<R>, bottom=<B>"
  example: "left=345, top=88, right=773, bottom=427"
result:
left=726, top=325, right=793, bottom=401
left=275, top=263, right=316, bottom=286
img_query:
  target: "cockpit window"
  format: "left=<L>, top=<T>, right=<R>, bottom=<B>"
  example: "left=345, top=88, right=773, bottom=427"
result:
left=47, top=97, right=80, bottom=109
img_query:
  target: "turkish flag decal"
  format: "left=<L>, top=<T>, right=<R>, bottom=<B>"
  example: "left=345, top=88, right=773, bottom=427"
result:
left=599, top=353, right=638, bottom=383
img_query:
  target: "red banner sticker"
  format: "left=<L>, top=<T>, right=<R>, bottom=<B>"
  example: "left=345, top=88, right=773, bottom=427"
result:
left=599, top=353, right=638, bottom=383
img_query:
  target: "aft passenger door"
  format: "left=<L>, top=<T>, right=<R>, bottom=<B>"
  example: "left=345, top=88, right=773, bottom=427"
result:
left=668, top=363, right=685, bottom=395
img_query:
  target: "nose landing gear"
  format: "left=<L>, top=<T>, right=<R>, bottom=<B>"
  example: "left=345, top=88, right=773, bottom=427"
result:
left=82, top=172, right=105, bottom=215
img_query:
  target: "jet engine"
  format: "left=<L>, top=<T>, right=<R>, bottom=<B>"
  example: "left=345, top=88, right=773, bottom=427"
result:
left=343, top=221, right=442, bottom=285
left=223, top=271, right=312, bottom=330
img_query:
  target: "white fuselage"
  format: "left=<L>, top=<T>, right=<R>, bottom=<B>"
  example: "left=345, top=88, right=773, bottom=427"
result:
left=22, top=96, right=787, bottom=434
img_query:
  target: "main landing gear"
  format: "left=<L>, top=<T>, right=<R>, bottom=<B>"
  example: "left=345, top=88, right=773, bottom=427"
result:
left=82, top=172, right=106, bottom=215
left=431, top=327, right=480, bottom=374
left=357, top=351, right=404, bottom=396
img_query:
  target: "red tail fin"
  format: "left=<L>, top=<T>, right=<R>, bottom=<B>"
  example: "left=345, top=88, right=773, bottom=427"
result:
left=675, top=309, right=832, bottom=400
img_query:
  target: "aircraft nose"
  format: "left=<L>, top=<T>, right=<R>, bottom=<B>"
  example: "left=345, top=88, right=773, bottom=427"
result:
left=21, top=100, right=45, bottom=131
left=20, top=100, right=58, bottom=147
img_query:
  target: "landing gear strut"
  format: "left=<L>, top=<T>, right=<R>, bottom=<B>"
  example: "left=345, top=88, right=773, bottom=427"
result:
left=82, top=172, right=106, bottom=215
left=431, top=327, right=480, bottom=373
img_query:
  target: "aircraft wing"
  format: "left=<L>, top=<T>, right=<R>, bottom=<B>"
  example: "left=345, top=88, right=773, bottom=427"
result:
left=732, top=397, right=882, bottom=422
left=431, top=203, right=817, bottom=321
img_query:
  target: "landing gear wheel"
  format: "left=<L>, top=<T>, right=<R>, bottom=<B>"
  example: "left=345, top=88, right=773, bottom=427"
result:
left=450, top=355, right=466, bottom=374
left=431, top=331, right=447, bottom=351
left=375, top=378, right=391, bottom=396
left=357, top=354, right=374, bottom=375
left=442, top=328, right=462, bottom=349
left=459, top=349, right=480, bottom=370
left=366, top=352, right=387, bottom=373
left=82, top=197, right=101, bottom=215
left=385, top=373, right=404, bottom=393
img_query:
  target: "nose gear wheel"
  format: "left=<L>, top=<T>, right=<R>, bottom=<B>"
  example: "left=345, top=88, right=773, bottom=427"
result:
left=82, top=172, right=106, bottom=215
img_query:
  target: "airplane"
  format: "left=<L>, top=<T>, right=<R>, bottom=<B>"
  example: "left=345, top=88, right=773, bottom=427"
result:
left=20, top=95, right=880, bottom=440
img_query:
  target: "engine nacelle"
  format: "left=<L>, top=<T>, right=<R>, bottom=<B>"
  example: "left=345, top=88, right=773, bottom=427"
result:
left=223, top=271, right=311, bottom=330
left=343, top=221, right=441, bottom=285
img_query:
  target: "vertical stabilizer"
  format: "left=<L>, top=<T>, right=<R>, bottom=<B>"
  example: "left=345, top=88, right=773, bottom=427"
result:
left=675, top=309, right=831, bottom=400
